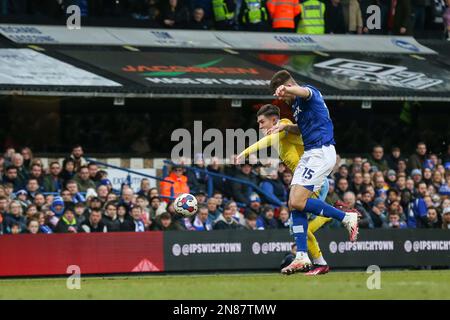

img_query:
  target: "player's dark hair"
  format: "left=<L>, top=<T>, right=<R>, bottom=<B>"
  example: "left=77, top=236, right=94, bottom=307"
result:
left=270, top=70, right=293, bottom=94
left=256, top=104, right=280, bottom=119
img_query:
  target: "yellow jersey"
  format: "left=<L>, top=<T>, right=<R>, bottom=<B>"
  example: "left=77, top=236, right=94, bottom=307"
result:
left=239, top=118, right=304, bottom=172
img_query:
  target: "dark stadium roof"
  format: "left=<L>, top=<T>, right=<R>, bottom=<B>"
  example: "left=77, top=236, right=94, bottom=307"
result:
left=0, top=38, right=449, bottom=101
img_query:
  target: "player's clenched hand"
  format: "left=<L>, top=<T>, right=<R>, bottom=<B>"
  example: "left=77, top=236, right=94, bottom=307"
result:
left=274, top=85, right=285, bottom=97
left=274, top=85, right=295, bottom=100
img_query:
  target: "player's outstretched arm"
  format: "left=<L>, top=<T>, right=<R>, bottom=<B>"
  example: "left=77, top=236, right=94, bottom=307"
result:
left=274, top=85, right=311, bottom=100
left=237, top=132, right=284, bottom=163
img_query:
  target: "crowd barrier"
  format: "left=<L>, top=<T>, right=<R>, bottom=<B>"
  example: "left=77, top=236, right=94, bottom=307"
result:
left=1, top=229, right=449, bottom=277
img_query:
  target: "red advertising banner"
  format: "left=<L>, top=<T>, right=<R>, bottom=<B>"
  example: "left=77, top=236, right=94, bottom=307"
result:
left=0, top=232, right=164, bottom=277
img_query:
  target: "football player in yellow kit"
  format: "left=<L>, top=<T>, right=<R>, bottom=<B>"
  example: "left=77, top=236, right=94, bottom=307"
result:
left=237, top=104, right=331, bottom=275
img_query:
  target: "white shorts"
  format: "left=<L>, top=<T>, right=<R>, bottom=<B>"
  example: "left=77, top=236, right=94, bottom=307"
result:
left=291, top=145, right=336, bottom=193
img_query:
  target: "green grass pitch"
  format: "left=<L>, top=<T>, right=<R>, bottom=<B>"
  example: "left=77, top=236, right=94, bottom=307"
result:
left=1, top=270, right=449, bottom=300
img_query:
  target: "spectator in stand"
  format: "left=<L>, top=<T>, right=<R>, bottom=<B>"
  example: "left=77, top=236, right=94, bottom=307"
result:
left=212, top=0, right=237, bottom=30
left=230, top=163, right=258, bottom=206
left=411, top=169, right=423, bottom=185
left=96, top=184, right=109, bottom=203
left=20, top=147, right=33, bottom=170
left=116, top=204, right=133, bottom=231
left=37, top=212, right=52, bottom=234
left=213, top=202, right=243, bottom=230
left=26, top=219, right=40, bottom=234
left=43, top=161, right=62, bottom=193
left=325, top=0, right=346, bottom=34
left=55, top=208, right=78, bottom=233
left=99, top=178, right=113, bottom=193
left=297, top=0, right=325, bottom=34
left=368, top=145, right=389, bottom=173
left=3, top=166, right=21, bottom=191
left=87, top=162, right=99, bottom=183
left=390, top=0, right=412, bottom=35
left=3, top=200, right=27, bottom=234
left=409, top=142, right=427, bottom=170
left=129, top=205, right=146, bottom=232
left=226, top=201, right=244, bottom=226
left=74, top=165, right=96, bottom=192
left=186, top=154, right=208, bottom=195
left=194, top=190, right=207, bottom=205
left=281, top=170, right=292, bottom=196
left=348, top=0, right=363, bottom=34
left=256, top=205, right=278, bottom=230
left=442, top=207, right=450, bottom=229
left=207, top=157, right=226, bottom=195
left=28, top=163, right=44, bottom=187
left=213, top=191, right=224, bottom=211
left=244, top=212, right=258, bottom=230
left=386, top=188, right=400, bottom=205
left=370, top=197, right=388, bottom=228
left=34, top=193, right=46, bottom=211
left=260, top=168, right=286, bottom=203
left=60, top=159, right=76, bottom=186
left=343, top=191, right=374, bottom=229
left=386, top=146, right=403, bottom=171
left=148, top=196, right=165, bottom=219
left=439, top=172, right=450, bottom=196
left=277, top=206, right=290, bottom=228
left=325, top=178, right=340, bottom=205
left=66, top=180, right=86, bottom=204
left=79, top=209, right=108, bottom=233
left=408, top=181, right=429, bottom=228
left=244, top=192, right=262, bottom=217
left=374, top=174, right=389, bottom=199
left=412, top=0, right=427, bottom=33
left=69, top=145, right=87, bottom=172
left=26, top=178, right=42, bottom=201
left=386, top=170, right=397, bottom=189
left=152, top=211, right=183, bottom=231
left=334, top=164, right=349, bottom=182
left=387, top=211, right=407, bottom=229
left=425, top=207, right=442, bottom=229
left=137, top=178, right=151, bottom=198
left=11, top=153, right=28, bottom=189
left=188, top=205, right=213, bottom=231
left=207, top=197, right=221, bottom=221
left=239, top=0, right=269, bottom=31
left=160, top=165, right=190, bottom=200
left=161, top=0, right=190, bottom=28
left=103, top=202, right=120, bottom=232
left=266, top=0, right=300, bottom=32
left=423, top=168, right=433, bottom=186
left=336, top=177, right=349, bottom=200
left=350, top=172, right=364, bottom=196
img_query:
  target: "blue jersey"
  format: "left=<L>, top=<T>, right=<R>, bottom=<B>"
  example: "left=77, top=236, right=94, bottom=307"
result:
left=291, top=85, right=335, bottom=151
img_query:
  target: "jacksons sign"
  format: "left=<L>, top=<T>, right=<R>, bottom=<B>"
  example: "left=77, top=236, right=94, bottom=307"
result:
left=60, top=50, right=274, bottom=88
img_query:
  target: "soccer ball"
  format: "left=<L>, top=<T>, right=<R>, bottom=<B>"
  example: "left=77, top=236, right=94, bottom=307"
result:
left=174, top=193, right=198, bottom=217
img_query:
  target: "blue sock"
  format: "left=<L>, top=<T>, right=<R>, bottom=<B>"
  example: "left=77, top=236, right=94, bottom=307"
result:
left=304, top=198, right=346, bottom=221
left=291, top=210, right=308, bottom=253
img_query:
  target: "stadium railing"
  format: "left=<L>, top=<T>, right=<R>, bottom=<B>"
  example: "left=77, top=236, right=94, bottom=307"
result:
left=85, top=157, right=176, bottom=200
left=163, top=160, right=283, bottom=207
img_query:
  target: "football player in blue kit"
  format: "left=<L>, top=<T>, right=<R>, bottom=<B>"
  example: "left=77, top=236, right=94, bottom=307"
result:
left=268, top=70, right=360, bottom=275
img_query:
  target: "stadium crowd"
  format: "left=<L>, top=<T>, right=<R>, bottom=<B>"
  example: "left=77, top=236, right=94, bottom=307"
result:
left=0, top=142, right=449, bottom=235
left=0, top=0, right=449, bottom=38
